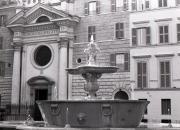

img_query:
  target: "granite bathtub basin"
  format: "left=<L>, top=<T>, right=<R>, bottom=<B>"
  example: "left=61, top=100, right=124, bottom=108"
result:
left=36, top=100, right=149, bottom=128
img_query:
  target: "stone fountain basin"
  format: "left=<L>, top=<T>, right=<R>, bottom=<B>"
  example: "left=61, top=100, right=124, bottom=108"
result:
left=66, top=66, right=119, bottom=75
left=36, top=100, right=149, bottom=128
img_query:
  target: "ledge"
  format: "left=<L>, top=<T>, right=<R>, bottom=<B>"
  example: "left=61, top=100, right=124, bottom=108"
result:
left=135, top=88, right=180, bottom=91
left=133, top=20, right=150, bottom=24
left=154, top=18, right=172, bottom=22
left=155, top=54, right=174, bottom=57
left=132, top=55, right=151, bottom=59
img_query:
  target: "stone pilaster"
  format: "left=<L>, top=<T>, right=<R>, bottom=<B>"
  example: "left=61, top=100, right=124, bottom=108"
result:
left=11, top=42, right=23, bottom=104
left=58, top=38, right=69, bottom=100
left=68, top=40, right=73, bottom=100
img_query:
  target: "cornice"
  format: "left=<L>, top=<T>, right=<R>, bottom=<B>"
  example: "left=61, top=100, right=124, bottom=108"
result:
left=52, top=17, right=80, bottom=27
left=155, top=54, right=174, bottom=57
left=154, top=18, right=172, bottom=22
left=7, top=22, right=59, bottom=32
left=133, top=20, right=150, bottom=24
left=132, top=55, right=151, bottom=59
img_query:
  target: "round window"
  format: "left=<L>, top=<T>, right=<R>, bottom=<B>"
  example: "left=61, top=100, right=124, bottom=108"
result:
left=34, top=46, right=52, bottom=66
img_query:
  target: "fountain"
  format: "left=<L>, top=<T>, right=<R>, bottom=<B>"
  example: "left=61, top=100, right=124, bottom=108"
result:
left=32, top=35, right=149, bottom=129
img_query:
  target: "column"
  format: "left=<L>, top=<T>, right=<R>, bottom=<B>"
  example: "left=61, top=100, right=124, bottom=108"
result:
left=58, top=38, right=69, bottom=100
left=11, top=43, right=22, bottom=104
left=68, top=40, right=73, bottom=100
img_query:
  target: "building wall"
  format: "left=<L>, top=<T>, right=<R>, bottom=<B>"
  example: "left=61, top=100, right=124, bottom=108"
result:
left=129, top=0, right=180, bottom=123
left=72, top=0, right=131, bottom=100
left=0, top=6, right=16, bottom=107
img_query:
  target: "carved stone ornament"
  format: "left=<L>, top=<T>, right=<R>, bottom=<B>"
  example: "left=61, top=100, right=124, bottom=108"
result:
left=57, top=37, right=71, bottom=48
left=77, top=113, right=87, bottom=125
left=12, top=42, right=24, bottom=51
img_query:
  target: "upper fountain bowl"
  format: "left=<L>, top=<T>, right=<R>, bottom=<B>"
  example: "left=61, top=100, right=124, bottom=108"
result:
left=66, top=65, right=119, bottom=75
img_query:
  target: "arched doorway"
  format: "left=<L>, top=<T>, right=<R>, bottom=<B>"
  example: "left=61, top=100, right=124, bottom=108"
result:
left=114, top=90, right=129, bottom=100
left=27, top=76, right=54, bottom=121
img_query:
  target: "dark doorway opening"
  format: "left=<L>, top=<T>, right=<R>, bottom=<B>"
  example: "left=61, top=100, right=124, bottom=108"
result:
left=34, top=89, right=48, bottom=121
left=114, top=90, right=128, bottom=100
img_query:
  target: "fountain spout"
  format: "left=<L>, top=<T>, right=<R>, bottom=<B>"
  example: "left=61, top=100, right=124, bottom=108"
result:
left=84, top=35, right=100, bottom=66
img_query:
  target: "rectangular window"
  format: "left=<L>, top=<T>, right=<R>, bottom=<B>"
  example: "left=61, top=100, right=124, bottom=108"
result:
left=84, top=2, right=100, bottom=15
left=161, top=119, right=171, bottom=123
left=177, top=24, right=180, bottom=42
left=159, top=0, right=167, bottom=7
left=0, top=61, right=5, bottom=77
left=116, top=23, right=124, bottom=39
left=111, top=0, right=116, bottom=11
left=177, top=0, right=180, bottom=5
left=0, top=37, right=3, bottom=49
left=0, top=15, right=7, bottom=27
left=88, top=26, right=96, bottom=42
left=132, top=27, right=150, bottom=46
left=132, top=0, right=137, bottom=11
left=89, top=2, right=96, bottom=15
left=137, top=62, right=147, bottom=88
left=161, top=99, right=171, bottom=115
left=139, top=99, right=148, bottom=114
left=124, top=0, right=128, bottom=10
left=110, top=53, right=130, bottom=72
left=159, top=25, right=169, bottom=43
left=160, top=61, right=170, bottom=87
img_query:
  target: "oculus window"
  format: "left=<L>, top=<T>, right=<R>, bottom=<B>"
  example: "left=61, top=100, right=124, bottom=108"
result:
left=34, top=46, right=52, bottom=66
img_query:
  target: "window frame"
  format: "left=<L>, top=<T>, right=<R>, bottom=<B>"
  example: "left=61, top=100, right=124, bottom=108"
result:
left=0, top=37, right=3, bottom=49
left=115, top=22, right=125, bottom=39
left=0, top=61, right=5, bottom=77
left=88, top=26, right=96, bottom=42
left=159, top=25, right=169, bottom=44
left=158, top=0, right=168, bottom=8
left=137, top=61, right=147, bottom=88
left=131, top=27, right=151, bottom=46
left=161, top=99, right=171, bottom=115
left=132, top=0, right=137, bottom=11
left=110, top=53, right=130, bottom=72
left=159, top=60, right=171, bottom=88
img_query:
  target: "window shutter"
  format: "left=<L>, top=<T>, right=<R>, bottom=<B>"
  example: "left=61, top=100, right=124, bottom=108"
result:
left=142, top=62, right=147, bottom=88
left=177, top=24, right=180, bottom=42
left=124, top=0, right=128, bottom=10
left=164, top=0, right=167, bottom=7
left=110, top=54, right=116, bottom=66
left=160, top=62, right=165, bottom=87
left=84, top=2, right=89, bottom=15
left=124, top=53, right=129, bottom=71
left=159, top=0, right=162, bottom=7
left=165, top=61, right=170, bottom=87
left=132, top=28, right=137, bottom=46
left=164, top=26, right=169, bottom=43
left=159, top=26, right=164, bottom=43
left=120, top=23, right=124, bottom=38
left=0, top=61, right=4, bottom=77
left=92, top=26, right=96, bottom=41
left=0, top=37, right=3, bottom=49
left=145, top=0, right=150, bottom=9
left=132, top=0, right=137, bottom=10
left=111, top=0, right=116, bottom=12
left=115, top=23, right=120, bottom=39
left=96, top=1, right=100, bottom=14
left=0, top=16, right=2, bottom=27
left=137, top=62, right=142, bottom=88
left=88, top=26, right=91, bottom=42
left=146, top=27, right=150, bottom=45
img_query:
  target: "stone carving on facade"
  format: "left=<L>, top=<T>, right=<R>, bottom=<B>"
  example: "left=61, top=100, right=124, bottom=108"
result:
left=12, top=42, right=24, bottom=51
left=57, top=37, right=70, bottom=48
left=24, top=29, right=59, bottom=37
left=25, top=24, right=59, bottom=32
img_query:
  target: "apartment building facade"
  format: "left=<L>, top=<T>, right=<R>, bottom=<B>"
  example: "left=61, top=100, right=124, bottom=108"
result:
left=129, top=0, right=180, bottom=123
